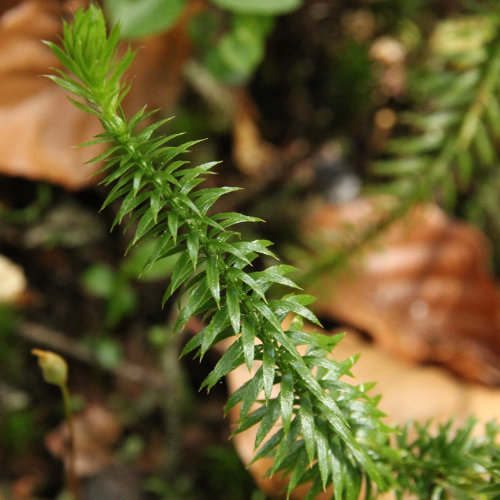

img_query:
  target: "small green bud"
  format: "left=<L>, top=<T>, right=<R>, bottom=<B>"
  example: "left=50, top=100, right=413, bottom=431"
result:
left=32, top=349, right=68, bottom=387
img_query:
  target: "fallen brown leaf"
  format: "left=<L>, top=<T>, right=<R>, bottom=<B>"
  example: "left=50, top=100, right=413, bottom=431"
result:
left=0, top=0, right=105, bottom=189
left=301, top=198, right=500, bottom=385
left=0, top=0, right=196, bottom=189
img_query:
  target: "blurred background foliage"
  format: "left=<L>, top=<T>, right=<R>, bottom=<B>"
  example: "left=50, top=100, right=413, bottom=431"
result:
left=2, top=0, right=500, bottom=498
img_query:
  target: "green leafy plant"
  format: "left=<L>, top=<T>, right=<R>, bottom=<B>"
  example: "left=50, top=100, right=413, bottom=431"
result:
left=44, top=6, right=500, bottom=499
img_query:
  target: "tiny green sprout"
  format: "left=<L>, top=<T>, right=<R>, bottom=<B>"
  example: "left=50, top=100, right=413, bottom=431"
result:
left=32, top=348, right=68, bottom=387
left=32, top=348, right=81, bottom=500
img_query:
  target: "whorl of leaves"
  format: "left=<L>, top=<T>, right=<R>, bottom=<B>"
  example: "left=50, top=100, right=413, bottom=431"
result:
left=46, top=6, right=500, bottom=499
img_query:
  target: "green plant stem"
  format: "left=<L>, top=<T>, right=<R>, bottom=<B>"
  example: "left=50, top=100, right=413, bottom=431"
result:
left=60, top=383, right=81, bottom=500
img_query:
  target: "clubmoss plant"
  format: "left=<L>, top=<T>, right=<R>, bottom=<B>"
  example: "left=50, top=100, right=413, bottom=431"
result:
left=44, top=6, right=500, bottom=499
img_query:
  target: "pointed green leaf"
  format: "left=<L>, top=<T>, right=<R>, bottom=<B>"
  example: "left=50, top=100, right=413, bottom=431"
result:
left=100, top=154, right=133, bottom=183
left=287, top=447, right=309, bottom=497
left=280, top=370, right=294, bottom=435
left=200, top=308, right=231, bottom=355
left=315, top=424, right=330, bottom=488
left=113, top=190, right=150, bottom=229
left=270, top=418, right=301, bottom=475
left=201, top=338, right=244, bottom=391
left=101, top=172, right=134, bottom=209
left=344, top=458, right=361, bottom=500
left=213, top=211, right=262, bottom=228
left=218, top=242, right=253, bottom=266
left=241, top=316, right=256, bottom=371
left=180, top=330, right=204, bottom=357
left=226, top=284, right=241, bottom=334
left=262, top=338, right=276, bottom=399
left=194, top=187, right=240, bottom=213
left=474, top=120, right=496, bottom=166
left=270, top=298, right=321, bottom=326
left=232, top=239, right=277, bottom=259
left=186, top=230, right=199, bottom=268
left=299, top=393, right=316, bottom=463
left=252, top=299, right=282, bottom=333
left=228, top=269, right=267, bottom=301
left=252, top=428, right=284, bottom=463
left=175, top=277, right=212, bottom=330
left=142, top=229, right=173, bottom=274
left=150, top=192, right=162, bottom=222
left=372, top=155, right=429, bottom=177
left=206, top=255, right=220, bottom=306
left=386, top=133, right=443, bottom=155
left=133, top=207, right=156, bottom=243
left=225, top=368, right=261, bottom=415
left=457, top=148, right=473, bottom=188
left=237, top=405, right=268, bottom=434
left=255, top=397, right=281, bottom=447
left=251, top=265, right=301, bottom=290
left=167, top=211, right=180, bottom=242
left=486, top=91, right=500, bottom=138
left=86, top=144, right=121, bottom=164
left=331, top=446, right=344, bottom=499
left=241, top=370, right=264, bottom=416
left=272, top=328, right=383, bottom=487
left=162, top=252, right=194, bottom=304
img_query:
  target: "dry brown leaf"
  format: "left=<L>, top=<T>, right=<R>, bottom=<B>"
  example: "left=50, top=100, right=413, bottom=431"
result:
left=227, top=327, right=500, bottom=499
left=0, top=0, right=105, bottom=189
left=45, top=404, right=122, bottom=477
left=0, top=0, right=195, bottom=189
left=301, top=198, right=500, bottom=385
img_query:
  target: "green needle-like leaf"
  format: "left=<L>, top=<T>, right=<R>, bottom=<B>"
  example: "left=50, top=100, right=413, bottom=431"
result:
left=299, top=393, right=316, bottom=463
left=241, top=316, right=256, bottom=371
left=280, top=370, right=294, bottom=435
left=206, top=255, right=220, bottom=306
left=226, top=283, right=241, bottom=334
